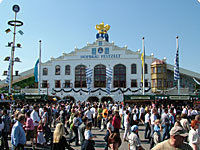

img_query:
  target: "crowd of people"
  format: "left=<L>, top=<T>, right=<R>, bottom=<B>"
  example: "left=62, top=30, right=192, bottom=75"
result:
left=0, top=99, right=199, bottom=149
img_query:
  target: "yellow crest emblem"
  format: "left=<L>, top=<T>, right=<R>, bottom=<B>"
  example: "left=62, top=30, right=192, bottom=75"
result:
left=95, top=22, right=110, bottom=34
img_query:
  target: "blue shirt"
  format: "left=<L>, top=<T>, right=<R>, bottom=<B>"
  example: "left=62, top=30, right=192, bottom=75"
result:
left=11, top=121, right=26, bottom=146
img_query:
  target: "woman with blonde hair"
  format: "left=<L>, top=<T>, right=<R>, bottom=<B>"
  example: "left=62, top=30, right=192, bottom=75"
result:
left=52, top=123, right=74, bottom=150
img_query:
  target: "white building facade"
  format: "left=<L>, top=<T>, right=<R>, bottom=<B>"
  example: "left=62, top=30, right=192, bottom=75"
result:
left=40, top=25, right=154, bottom=102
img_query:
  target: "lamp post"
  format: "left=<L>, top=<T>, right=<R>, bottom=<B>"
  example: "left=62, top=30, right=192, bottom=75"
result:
left=7, top=5, right=23, bottom=94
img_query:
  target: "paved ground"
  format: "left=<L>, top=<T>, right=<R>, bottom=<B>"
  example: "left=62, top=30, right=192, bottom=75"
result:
left=70, top=124, right=150, bottom=150
left=9, top=124, right=150, bottom=150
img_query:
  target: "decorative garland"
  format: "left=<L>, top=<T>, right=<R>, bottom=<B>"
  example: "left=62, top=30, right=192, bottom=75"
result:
left=52, top=87, right=151, bottom=94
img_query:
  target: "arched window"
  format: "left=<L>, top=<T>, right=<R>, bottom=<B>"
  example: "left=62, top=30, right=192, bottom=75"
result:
left=43, top=68, right=48, bottom=76
left=114, top=64, right=126, bottom=88
left=131, top=64, right=137, bottom=74
left=75, top=65, right=86, bottom=88
left=65, top=65, right=70, bottom=75
left=55, top=65, right=61, bottom=75
left=145, top=63, right=148, bottom=74
left=94, top=64, right=106, bottom=88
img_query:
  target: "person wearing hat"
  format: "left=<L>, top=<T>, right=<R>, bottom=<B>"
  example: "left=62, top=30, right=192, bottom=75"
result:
left=152, top=126, right=192, bottom=150
left=127, top=125, right=144, bottom=150
left=189, top=120, right=200, bottom=150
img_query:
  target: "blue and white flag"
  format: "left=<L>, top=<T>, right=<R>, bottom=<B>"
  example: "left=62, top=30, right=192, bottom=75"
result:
left=86, top=68, right=93, bottom=94
left=34, top=59, right=39, bottom=82
left=106, top=67, right=113, bottom=94
left=5, top=62, right=11, bottom=84
left=174, top=44, right=180, bottom=80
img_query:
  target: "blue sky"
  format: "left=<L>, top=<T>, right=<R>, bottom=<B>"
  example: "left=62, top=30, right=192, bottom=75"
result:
left=0, top=0, right=200, bottom=80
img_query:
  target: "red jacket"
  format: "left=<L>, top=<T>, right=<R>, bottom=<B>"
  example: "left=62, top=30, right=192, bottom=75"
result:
left=112, top=116, right=121, bottom=129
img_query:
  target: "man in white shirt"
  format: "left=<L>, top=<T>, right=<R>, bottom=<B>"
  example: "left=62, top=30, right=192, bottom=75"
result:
left=139, top=106, right=145, bottom=124
left=119, top=105, right=124, bottom=129
left=123, top=110, right=130, bottom=141
left=30, top=105, right=40, bottom=144
left=144, top=110, right=151, bottom=139
left=161, top=109, right=170, bottom=141
left=182, top=106, right=187, bottom=115
left=84, top=107, right=93, bottom=122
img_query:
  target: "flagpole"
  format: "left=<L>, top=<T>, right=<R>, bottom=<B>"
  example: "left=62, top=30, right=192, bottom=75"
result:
left=142, top=37, right=145, bottom=95
left=176, top=36, right=180, bottom=95
left=9, top=11, right=17, bottom=94
left=38, top=40, right=42, bottom=95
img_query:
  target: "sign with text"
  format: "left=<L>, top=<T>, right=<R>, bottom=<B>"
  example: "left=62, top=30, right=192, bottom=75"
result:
left=80, top=54, right=121, bottom=59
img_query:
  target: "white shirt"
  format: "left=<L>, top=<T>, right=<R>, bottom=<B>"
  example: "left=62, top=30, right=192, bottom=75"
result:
left=119, top=108, right=124, bottom=116
left=188, top=109, right=192, bottom=116
left=133, top=114, right=137, bottom=121
left=73, top=117, right=79, bottom=127
left=161, top=113, right=169, bottom=124
left=90, top=107, right=96, bottom=118
left=189, top=128, right=200, bottom=149
left=39, top=108, right=44, bottom=117
left=182, top=108, right=187, bottom=114
left=128, top=132, right=141, bottom=150
left=124, top=114, right=129, bottom=127
left=107, top=122, right=114, bottom=132
left=191, top=110, right=198, bottom=116
left=30, top=110, right=40, bottom=126
left=84, top=130, right=93, bottom=140
left=151, top=114, right=157, bottom=125
left=84, top=110, right=93, bottom=120
left=145, top=113, right=150, bottom=123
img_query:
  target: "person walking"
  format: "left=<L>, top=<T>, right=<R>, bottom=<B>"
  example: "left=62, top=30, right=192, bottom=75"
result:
left=25, top=111, right=34, bottom=149
left=30, top=105, right=40, bottom=145
left=127, top=125, right=144, bottom=150
left=2, top=109, right=11, bottom=150
left=123, top=110, right=130, bottom=142
left=189, top=120, right=200, bottom=150
left=82, top=122, right=96, bottom=150
left=104, top=116, right=114, bottom=150
left=161, top=108, right=170, bottom=141
left=52, top=123, right=74, bottom=150
left=112, top=111, right=121, bottom=133
left=144, top=110, right=151, bottom=140
left=11, top=114, right=26, bottom=150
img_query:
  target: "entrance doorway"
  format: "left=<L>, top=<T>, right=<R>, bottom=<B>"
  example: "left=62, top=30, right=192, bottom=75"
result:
left=87, top=96, right=99, bottom=103
left=63, top=96, right=75, bottom=103
left=101, top=97, right=114, bottom=103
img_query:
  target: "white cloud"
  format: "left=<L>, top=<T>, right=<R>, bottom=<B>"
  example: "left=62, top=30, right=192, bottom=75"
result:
left=0, top=0, right=3, bottom=4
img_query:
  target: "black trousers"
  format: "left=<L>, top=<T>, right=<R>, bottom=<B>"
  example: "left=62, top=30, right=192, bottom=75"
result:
left=144, top=123, right=151, bottom=139
left=73, top=126, right=79, bottom=145
left=2, top=132, right=9, bottom=149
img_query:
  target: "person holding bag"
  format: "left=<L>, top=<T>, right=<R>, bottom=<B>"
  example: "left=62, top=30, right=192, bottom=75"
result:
left=82, top=122, right=96, bottom=150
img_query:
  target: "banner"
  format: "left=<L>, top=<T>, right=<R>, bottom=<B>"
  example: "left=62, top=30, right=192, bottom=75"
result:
left=106, top=67, right=113, bottom=94
left=86, top=68, right=93, bottom=94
